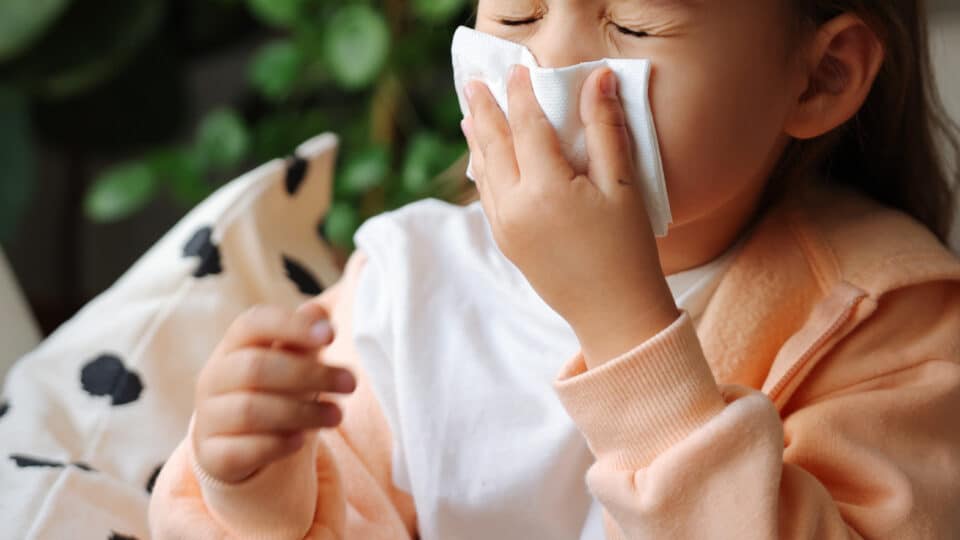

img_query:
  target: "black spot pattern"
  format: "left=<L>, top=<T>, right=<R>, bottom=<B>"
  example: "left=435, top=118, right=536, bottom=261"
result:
left=285, top=155, right=309, bottom=195
left=109, top=533, right=139, bottom=540
left=183, top=226, right=223, bottom=278
left=146, top=463, right=164, bottom=494
left=283, top=255, right=323, bottom=296
left=0, top=400, right=8, bottom=419
left=80, top=354, right=143, bottom=406
left=8, top=454, right=95, bottom=472
left=10, top=454, right=64, bottom=469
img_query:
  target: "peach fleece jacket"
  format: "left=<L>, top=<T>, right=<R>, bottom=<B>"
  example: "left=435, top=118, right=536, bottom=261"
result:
left=149, top=185, right=960, bottom=539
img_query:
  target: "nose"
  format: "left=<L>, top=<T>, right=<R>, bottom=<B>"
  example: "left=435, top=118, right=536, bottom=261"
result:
left=524, top=11, right=606, bottom=68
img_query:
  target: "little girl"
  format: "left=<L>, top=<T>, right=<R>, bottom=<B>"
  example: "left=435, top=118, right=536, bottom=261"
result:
left=149, top=0, right=960, bottom=538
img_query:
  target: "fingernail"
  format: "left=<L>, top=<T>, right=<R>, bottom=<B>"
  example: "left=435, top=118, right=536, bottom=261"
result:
left=465, top=80, right=477, bottom=101
left=335, top=371, right=356, bottom=392
left=600, top=70, right=618, bottom=98
left=311, top=320, right=333, bottom=342
left=460, top=117, right=472, bottom=138
left=508, top=64, right=519, bottom=83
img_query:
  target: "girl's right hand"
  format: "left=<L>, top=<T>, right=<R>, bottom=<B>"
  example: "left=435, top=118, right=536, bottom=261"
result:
left=192, top=304, right=356, bottom=484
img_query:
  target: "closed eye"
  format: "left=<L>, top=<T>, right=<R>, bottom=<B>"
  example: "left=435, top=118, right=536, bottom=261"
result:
left=496, top=17, right=649, bottom=37
left=498, top=17, right=540, bottom=26
left=614, top=24, right=650, bottom=38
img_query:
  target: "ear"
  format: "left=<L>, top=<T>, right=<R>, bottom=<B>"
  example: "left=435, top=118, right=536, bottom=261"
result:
left=784, top=14, right=885, bottom=140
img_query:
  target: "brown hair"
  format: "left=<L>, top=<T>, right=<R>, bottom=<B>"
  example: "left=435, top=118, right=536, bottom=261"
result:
left=454, top=1, right=959, bottom=242
left=777, top=0, right=959, bottom=242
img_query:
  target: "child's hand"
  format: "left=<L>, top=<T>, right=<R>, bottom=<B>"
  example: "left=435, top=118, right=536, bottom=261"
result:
left=461, top=65, right=679, bottom=364
left=192, top=303, right=356, bottom=484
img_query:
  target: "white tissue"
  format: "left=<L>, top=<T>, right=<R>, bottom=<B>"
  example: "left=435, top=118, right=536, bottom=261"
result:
left=451, top=26, right=672, bottom=236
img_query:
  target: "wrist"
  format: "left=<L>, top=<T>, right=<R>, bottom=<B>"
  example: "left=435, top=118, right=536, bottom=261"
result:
left=572, top=292, right=680, bottom=369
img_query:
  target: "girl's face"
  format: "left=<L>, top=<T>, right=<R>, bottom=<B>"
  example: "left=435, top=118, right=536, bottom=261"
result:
left=475, top=0, right=804, bottom=234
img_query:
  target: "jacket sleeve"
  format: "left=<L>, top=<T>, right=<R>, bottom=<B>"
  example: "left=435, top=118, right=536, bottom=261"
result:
left=554, top=281, right=960, bottom=539
left=148, top=250, right=417, bottom=540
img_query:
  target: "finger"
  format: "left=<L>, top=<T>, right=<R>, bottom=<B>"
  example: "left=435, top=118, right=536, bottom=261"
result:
left=295, top=299, right=331, bottom=322
left=461, top=117, right=496, bottom=219
left=580, top=67, right=637, bottom=197
left=465, top=79, right=519, bottom=191
left=199, top=393, right=342, bottom=436
left=506, top=65, right=575, bottom=182
left=197, top=432, right=307, bottom=484
left=206, top=348, right=356, bottom=396
left=221, top=305, right=334, bottom=353
left=461, top=117, right=487, bottom=181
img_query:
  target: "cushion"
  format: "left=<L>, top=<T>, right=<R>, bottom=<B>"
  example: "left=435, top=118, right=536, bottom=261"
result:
left=0, top=133, right=343, bottom=539
left=0, top=248, right=40, bottom=379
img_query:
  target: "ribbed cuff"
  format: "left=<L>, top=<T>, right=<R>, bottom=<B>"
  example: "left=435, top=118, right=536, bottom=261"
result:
left=187, top=417, right=320, bottom=540
left=188, top=443, right=270, bottom=493
left=554, top=311, right=726, bottom=469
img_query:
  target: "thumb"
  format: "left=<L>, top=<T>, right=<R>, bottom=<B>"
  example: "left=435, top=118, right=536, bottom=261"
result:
left=580, top=67, right=637, bottom=197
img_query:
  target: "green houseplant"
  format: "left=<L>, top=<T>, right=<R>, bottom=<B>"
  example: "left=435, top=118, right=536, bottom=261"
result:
left=0, top=0, right=472, bottom=252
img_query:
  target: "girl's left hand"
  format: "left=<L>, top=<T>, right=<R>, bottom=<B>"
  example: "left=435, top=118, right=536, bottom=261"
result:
left=461, top=65, right=679, bottom=364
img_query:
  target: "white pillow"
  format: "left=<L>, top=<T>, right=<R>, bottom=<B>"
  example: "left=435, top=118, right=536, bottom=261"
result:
left=0, top=133, right=343, bottom=539
left=0, top=248, right=40, bottom=381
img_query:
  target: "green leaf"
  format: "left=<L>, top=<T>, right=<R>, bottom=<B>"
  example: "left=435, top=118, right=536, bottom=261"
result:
left=0, top=87, right=36, bottom=242
left=411, top=0, right=467, bottom=24
left=84, top=162, right=157, bottom=222
left=337, top=146, right=390, bottom=196
left=323, top=5, right=390, bottom=90
left=147, top=148, right=207, bottom=207
left=249, top=39, right=303, bottom=102
left=195, top=108, right=250, bottom=171
left=324, top=202, right=360, bottom=249
left=0, top=0, right=71, bottom=62
left=245, top=0, right=307, bottom=27
left=402, top=131, right=465, bottom=194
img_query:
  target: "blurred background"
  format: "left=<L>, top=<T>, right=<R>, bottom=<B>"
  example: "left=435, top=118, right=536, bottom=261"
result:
left=0, top=0, right=475, bottom=339
left=1, top=0, right=958, bottom=345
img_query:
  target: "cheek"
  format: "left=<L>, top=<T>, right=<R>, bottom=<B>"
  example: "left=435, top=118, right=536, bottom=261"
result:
left=647, top=56, right=792, bottom=225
